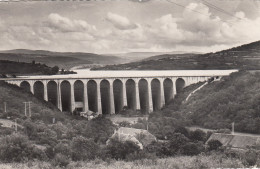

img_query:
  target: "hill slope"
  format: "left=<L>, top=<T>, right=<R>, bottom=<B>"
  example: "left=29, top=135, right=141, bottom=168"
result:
left=0, top=49, right=127, bottom=69
left=156, top=71, right=260, bottom=134
left=0, top=81, right=65, bottom=123
left=94, top=40, right=260, bottom=70
left=0, top=60, right=59, bottom=76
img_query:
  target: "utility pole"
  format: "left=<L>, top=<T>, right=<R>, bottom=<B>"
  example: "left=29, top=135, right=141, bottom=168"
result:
left=4, top=102, right=7, bottom=113
left=232, top=122, right=235, bottom=135
left=23, top=101, right=32, bottom=117
left=15, top=119, right=17, bottom=132
left=146, top=116, right=149, bottom=132
left=28, top=101, right=32, bottom=117
left=23, top=102, right=27, bottom=116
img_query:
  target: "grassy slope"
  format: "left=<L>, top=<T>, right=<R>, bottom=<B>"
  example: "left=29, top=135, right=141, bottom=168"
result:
left=0, top=153, right=247, bottom=169
left=178, top=71, right=260, bottom=133
left=94, top=40, right=260, bottom=70
left=0, top=81, right=65, bottom=123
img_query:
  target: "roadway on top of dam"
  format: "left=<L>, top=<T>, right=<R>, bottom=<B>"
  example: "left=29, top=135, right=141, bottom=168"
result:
left=5, top=69, right=238, bottom=80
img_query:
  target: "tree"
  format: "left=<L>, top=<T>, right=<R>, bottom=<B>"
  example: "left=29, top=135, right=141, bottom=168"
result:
left=106, top=137, right=140, bottom=160
left=51, top=66, right=59, bottom=75
left=207, top=139, right=222, bottom=151
left=71, top=136, right=99, bottom=161
left=0, top=133, right=46, bottom=162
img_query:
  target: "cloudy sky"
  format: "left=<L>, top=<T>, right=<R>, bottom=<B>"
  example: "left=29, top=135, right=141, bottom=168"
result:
left=0, top=0, right=260, bottom=54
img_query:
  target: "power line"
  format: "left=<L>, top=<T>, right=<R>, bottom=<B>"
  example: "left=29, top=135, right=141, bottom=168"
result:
left=166, top=0, right=234, bottom=25
left=200, top=0, right=244, bottom=21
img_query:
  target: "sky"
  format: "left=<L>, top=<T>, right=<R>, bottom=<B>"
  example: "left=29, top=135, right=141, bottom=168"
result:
left=0, top=0, right=260, bottom=54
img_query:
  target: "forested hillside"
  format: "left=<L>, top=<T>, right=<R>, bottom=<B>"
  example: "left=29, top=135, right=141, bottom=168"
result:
left=151, top=71, right=260, bottom=134
left=0, top=60, right=59, bottom=76
left=94, top=40, right=260, bottom=70
left=0, top=49, right=126, bottom=69
left=181, top=71, right=260, bottom=134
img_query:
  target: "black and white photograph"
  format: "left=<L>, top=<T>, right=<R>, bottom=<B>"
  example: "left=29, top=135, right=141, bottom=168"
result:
left=0, top=0, right=260, bottom=168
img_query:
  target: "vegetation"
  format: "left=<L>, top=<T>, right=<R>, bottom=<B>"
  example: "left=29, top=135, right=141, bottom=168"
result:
left=94, top=40, right=260, bottom=70
left=180, top=71, right=260, bottom=134
left=0, top=60, right=59, bottom=76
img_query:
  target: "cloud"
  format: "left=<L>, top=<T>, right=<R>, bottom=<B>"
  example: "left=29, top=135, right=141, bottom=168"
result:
left=106, top=12, right=137, bottom=30
left=1, top=3, right=260, bottom=53
left=48, top=13, right=96, bottom=32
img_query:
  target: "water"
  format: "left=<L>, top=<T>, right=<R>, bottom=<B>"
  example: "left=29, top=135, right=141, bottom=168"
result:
left=16, top=69, right=238, bottom=80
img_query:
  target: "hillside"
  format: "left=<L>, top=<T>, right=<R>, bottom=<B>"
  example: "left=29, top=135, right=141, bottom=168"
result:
left=181, top=71, right=260, bottom=134
left=0, top=81, right=65, bottom=123
left=94, top=40, right=260, bottom=70
left=0, top=60, right=59, bottom=76
left=0, top=49, right=127, bottom=69
left=152, top=71, right=260, bottom=134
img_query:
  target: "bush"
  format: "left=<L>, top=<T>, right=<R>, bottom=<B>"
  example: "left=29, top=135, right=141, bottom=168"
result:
left=83, top=117, right=115, bottom=144
left=52, top=153, right=70, bottom=167
left=189, top=129, right=207, bottom=142
left=0, top=133, right=46, bottom=162
left=174, top=126, right=189, bottom=138
left=71, top=136, right=99, bottom=161
left=182, top=142, right=204, bottom=156
left=207, top=139, right=222, bottom=151
left=243, top=150, right=258, bottom=166
left=106, top=138, right=140, bottom=160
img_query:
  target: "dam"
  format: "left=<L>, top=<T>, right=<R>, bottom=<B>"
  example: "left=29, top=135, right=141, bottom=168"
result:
left=3, top=69, right=237, bottom=114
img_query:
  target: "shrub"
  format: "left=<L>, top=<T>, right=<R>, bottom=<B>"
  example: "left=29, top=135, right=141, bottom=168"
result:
left=0, top=133, right=46, bottom=162
left=52, top=153, right=70, bottom=167
left=71, top=136, right=99, bottom=161
left=119, top=121, right=131, bottom=127
left=106, top=138, right=140, bottom=160
left=54, top=142, right=71, bottom=158
left=174, top=126, right=189, bottom=138
left=243, top=150, right=258, bottom=166
left=181, top=142, right=204, bottom=156
left=189, top=129, right=207, bottom=142
left=207, top=139, right=222, bottom=151
left=83, top=117, right=115, bottom=144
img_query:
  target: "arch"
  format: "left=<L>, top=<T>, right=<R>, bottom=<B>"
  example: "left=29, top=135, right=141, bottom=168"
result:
left=176, top=78, right=185, bottom=94
left=33, top=81, right=44, bottom=100
left=163, top=78, right=173, bottom=104
left=87, top=80, right=97, bottom=113
left=47, top=81, right=57, bottom=106
left=100, top=79, right=110, bottom=115
left=60, top=80, right=71, bottom=112
left=151, top=79, right=161, bottom=111
left=74, top=80, right=84, bottom=111
left=113, top=79, right=123, bottom=114
left=126, top=79, right=136, bottom=110
left=20, top=81, right=30, bottom=93
left=139, top=79, right=149, bottom=114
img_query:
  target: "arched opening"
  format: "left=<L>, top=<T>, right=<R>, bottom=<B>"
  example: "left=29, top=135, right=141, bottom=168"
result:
left=163, top=78, right=173, bottom=104
left=113, top=79, right=123, bottom=114
left=100, top=80, right=110, bottom=115
left=20, top=81, right=30, bottom=93
left=61, top=80, right=71, bottom=112
left=33, top=81, right=44, bottom=100
left=126, top=79, right=136, bottom=110
left=176, top=78, right=185, bottom=94
left=139, top=79, right=149, bottom=114
left=87, top=80, right=97, bottom=113
left=151, top=79, right=161, bottom=111
left=47, top=81, right=57, bottom=106
left=74, top=80, right=84, bottom=112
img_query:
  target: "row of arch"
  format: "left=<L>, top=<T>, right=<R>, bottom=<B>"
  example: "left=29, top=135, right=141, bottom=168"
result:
left=20, top=78, right=186, bottom=114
